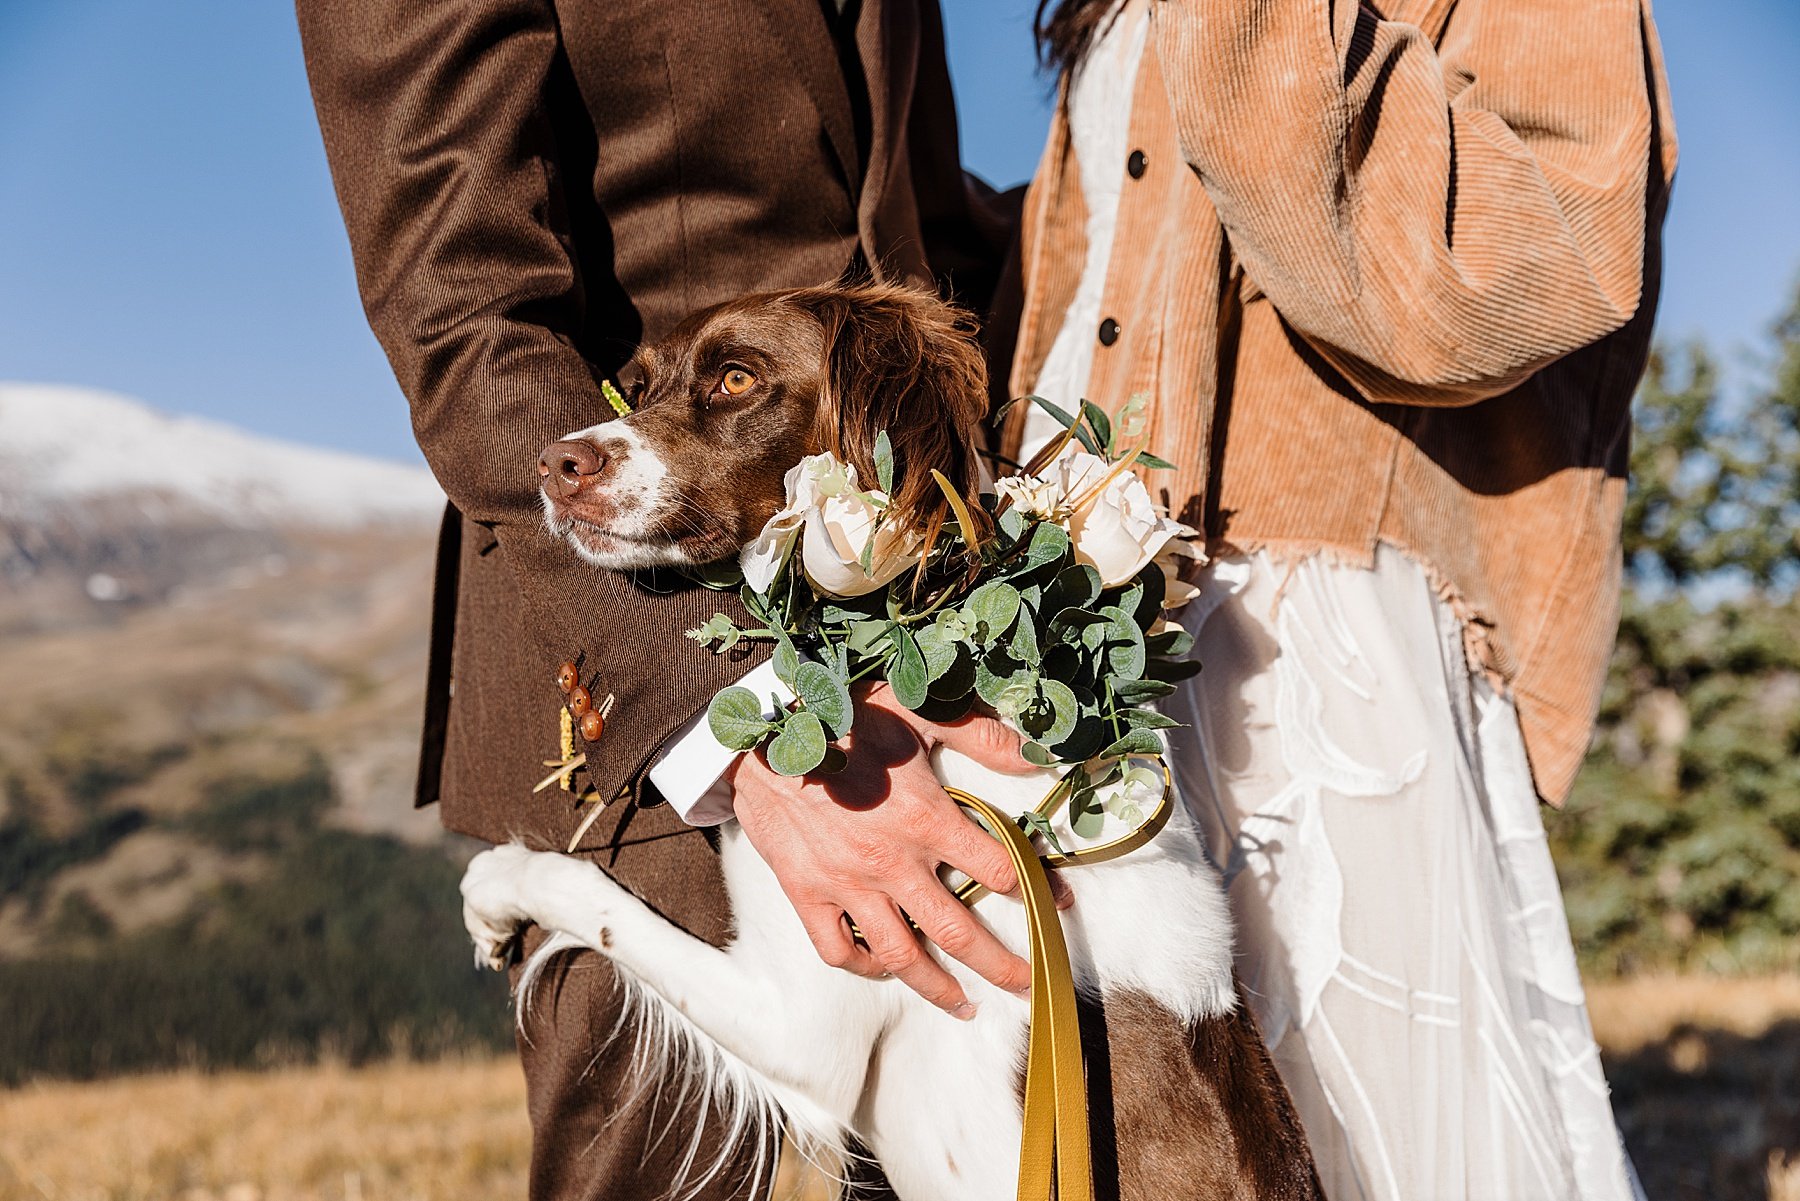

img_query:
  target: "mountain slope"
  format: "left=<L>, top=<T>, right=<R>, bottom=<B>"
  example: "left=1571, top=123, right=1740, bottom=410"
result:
left=0, top=383, right=442, bottom=529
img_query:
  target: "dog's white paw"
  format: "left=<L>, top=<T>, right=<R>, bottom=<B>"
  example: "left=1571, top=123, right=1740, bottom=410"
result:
left=460, top=843, right=540, bottom=971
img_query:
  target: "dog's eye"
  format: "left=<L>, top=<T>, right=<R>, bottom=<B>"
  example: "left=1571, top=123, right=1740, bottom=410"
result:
left=718, top=368, right=756, bottom=396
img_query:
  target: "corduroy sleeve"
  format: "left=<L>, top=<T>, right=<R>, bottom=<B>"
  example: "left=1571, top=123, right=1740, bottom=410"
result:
left=1154, top=0, right=1675, bottom=406
left=296, top=0, right=763, bottom=807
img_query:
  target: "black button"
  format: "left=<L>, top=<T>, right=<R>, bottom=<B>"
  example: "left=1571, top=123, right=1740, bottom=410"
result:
left=1127, top=149, right=1148, bottom=179
left=1098, top=317, right=1120, bottom=347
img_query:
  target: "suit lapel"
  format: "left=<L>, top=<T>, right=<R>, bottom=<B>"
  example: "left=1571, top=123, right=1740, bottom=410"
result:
left=752, top=0, right=861, bottom=192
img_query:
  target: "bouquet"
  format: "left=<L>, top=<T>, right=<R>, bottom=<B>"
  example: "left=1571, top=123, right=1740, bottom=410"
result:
left=688, top=398, right=1203, bottom=838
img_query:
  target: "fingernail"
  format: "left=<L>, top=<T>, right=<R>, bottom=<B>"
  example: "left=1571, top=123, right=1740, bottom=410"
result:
left=950, top=1001, right=978, bottom=1021
left=1010, top=985, right=1031, bottom=998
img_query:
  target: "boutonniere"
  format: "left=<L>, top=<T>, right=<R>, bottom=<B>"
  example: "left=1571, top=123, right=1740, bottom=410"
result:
left=538, top=659, right=621, bottom=851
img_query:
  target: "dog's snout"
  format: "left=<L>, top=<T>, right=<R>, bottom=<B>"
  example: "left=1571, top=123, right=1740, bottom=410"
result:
left=540, top=439, right=609, bottom=500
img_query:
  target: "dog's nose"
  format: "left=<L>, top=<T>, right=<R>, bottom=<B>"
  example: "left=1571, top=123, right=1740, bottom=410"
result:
left=539, top=439, right=610, bottom=500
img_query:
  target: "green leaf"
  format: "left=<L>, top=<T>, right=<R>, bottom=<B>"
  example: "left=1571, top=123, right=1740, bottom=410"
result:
left=964, top=581, right=1022, bottom=639
left=1023, top=521, right=1071, bottom=572
left=1146, top=656, right=1203, bottom=683
left=874, top=429, right=895, bottom=495
left=1018, top=811, right=1069, bottom=856
left=1080, top=400, right=1113, bottom=455
left=766, top=710, right=828, bottom=776
left=1046, top=564, right=1101, bottom=612
left=1029, top=395, right=1101, bottom=455
left=1037, top=678, right=1080, bottom=745
left=1147, top=626, right=1196, bottom=659
left=1127, top=562, right=1165, bottom=625
left=1135, top=451, right=1176, bottom=472
left=1020, top=741, right=1057, bottom=767
left=772, top=636, right=802, bottom=687
left=1119, top=707, right=1181, bottom=730
left=1099, top=729, right=1165, bottom=759
left=794, top=661, right=853, bottom=739
left=1070, top=788, right=1106, bottom=839
left=1109, top=677, right=1177, bottom=704
left=1008, top=606, right=1040, bottom=661
left=706, top=687, right=771, bottom=752
left=914, top=623, right=960, bottom=682
left=1102, top=605, right=1147, bottom=679
left=889, top=626, right=930, bottom=709
left=997, top=504, right=1029, bottom=542
left=847, top=620, right=892, bottom=655
left=928, top=645, right=978, bottom=701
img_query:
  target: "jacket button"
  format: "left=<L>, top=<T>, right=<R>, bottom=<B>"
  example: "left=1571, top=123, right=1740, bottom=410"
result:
left=1127, top=149, right=1148, bottom=179
left=556, top=661, right=578, bottom=693
left=1098, top=317, right=1121, bottom=346
left=568, top=684, right=593, bottom=717
left=579, top=710, right=605, bottom=741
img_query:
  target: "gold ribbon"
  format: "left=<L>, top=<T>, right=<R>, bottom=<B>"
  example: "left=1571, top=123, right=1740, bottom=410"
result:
left=940, top=757, right=1174, bottom=1201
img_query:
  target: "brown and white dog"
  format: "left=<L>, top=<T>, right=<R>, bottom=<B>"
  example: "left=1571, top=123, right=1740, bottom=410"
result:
left=460, top=283, right=1322, bottom=1201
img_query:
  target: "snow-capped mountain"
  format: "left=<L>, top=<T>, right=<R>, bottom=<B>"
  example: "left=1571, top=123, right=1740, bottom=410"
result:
left=0, top=383, right=443, bottom=529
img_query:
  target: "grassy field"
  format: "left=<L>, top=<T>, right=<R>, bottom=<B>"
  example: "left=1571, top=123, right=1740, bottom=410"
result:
left=1, top=976, right=1796, bottom=1201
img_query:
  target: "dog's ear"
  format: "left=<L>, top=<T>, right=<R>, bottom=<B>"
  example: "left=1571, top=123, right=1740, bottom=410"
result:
left=793, top=283, right=991, bottom=545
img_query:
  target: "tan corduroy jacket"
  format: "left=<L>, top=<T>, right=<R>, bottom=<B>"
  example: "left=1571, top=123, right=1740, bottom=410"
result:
left=1003, top=0, right=1677, bottom=804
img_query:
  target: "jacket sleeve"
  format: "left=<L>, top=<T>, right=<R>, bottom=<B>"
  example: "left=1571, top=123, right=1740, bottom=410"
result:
left=1155, top=0, right=1676, bottom=406
left=296, top=0, right=760, bottom=805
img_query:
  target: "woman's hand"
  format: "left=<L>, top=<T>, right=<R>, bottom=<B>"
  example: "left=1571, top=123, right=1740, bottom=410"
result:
left=728, top=682, right=1042, bottom=1018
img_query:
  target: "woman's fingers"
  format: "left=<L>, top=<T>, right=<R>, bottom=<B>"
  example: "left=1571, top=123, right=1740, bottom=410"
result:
left=852, top=897, right=976, bottom=1019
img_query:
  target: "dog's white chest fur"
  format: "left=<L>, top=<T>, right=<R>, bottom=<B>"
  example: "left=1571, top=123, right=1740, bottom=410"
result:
left=461, top=749, right=1235, bottom=1201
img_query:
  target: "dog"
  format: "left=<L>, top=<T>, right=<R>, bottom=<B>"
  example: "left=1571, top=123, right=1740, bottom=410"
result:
left=461, top=282, right=1323, bottom=1200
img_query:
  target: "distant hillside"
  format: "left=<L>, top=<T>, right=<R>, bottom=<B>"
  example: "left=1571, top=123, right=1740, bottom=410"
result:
left=0, top=386, right=508, bottom=1080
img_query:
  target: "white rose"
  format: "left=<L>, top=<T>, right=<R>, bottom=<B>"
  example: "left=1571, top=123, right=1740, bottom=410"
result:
left=1052, top=446, right=1191, bottom=587
left=1154, top=533, right=1205, bottom=610
left=739, top=452, right=920, bottom=598
left=801, top=487, right=921, bottom=597
left=738, top=455, right=831, bottom=592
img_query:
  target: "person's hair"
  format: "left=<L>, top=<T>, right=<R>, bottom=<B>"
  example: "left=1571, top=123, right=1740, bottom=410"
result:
left=1034, top=0, right=1121, bottom=78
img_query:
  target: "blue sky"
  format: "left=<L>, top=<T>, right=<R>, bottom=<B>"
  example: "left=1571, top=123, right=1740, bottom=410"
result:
left=0, top=1, right=1795, bottom=464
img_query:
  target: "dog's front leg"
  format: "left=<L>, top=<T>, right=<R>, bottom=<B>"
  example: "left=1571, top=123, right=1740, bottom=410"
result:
left=461, top=843, right=870, bottom=1122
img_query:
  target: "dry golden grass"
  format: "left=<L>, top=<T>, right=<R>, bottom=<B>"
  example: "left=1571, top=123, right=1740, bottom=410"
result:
left=0, top=1057, right=528, bottom=1201
left=1, top=975, right=1795, bottom=1201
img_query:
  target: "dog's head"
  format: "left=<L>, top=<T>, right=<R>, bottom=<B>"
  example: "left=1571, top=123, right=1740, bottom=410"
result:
left=538, top=282, right=991, bottom=572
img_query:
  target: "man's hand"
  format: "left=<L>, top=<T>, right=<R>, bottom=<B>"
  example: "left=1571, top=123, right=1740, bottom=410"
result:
left=728, top=682, right=1040, bottom=1019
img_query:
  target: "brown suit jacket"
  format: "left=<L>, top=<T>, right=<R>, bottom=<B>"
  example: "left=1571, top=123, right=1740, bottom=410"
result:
left=299, top=0, right=1013, bottom=933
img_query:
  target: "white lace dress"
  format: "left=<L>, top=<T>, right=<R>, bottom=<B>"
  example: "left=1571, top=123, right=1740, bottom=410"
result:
left=1022, top=6, right=1643, bottom=1199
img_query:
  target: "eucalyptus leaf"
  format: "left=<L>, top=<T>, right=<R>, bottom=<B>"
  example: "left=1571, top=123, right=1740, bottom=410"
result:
left=1071, top=796, right=1106, bottom=839
left=998, top=504, right=1029, bottom=541
left=1029, top=396, right=1101, bottom=455
left=772, top=636, right=802, bottom=687
left=874, top=429, right=895, bottom=495
left=1080, top=399, right=1113, bottom=455
left=964, top=580, right=1021, bottom=639
left=1147, top=626, right=1197, bottom=659
left=889, top=626, right=930, bottom=709
left=928, top=645, right=978, bottom=700
left=1102, top=605, right=1147, bottom=679
left=1146, top=656, right=1203, bottom=683
left=1135, top=451, right=1176, bottom=472
left=1108, top=677, right=1177, bottom=704
left=1046, top=564, right=1101, bottom=611
left=794, top=661, right=853, bottom=739
left=1021, top=740, right=1057, bottom=767
left=1130, top=562, right=1166, bottom=624
left=706, top=687, right=771, bottom=752
left=1008, top=606, right=1040, bottom=661
left=847, top=620, right=891, bottom=655
left=1035, top=679, right=1080, bottom=745
left=1119, top=707, right=1181, bottom=730
left=1023, top=521, right=1071, bottom=571
left=766, top=710, right=828, bottom=776
left=913, top=623, right=959, bottom=682
left=1099, top=729, right=1165, bottom=759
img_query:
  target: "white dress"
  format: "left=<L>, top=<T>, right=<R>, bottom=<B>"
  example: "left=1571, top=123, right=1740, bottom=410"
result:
left=1025, top=6, right=1643, bottom=1199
